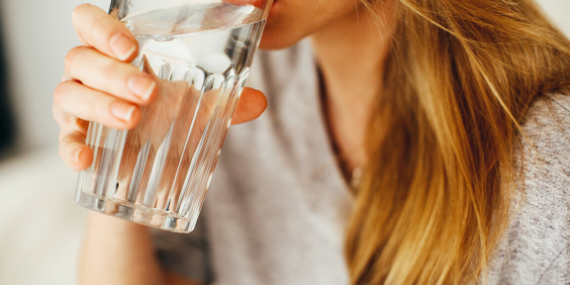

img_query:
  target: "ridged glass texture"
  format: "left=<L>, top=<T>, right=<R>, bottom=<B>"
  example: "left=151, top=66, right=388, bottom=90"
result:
left=75, top=3, right=267, bottom=233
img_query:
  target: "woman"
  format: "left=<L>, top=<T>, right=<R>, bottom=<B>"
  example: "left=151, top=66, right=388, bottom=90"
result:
left=53, top=0, right=570, bottom=284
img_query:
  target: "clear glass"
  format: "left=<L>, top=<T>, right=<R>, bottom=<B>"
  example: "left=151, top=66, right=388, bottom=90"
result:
left=75, top=0, right=273, bottom=233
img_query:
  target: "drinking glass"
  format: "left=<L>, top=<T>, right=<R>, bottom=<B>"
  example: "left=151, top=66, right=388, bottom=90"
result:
left=75, top=0, right=273, bottom=233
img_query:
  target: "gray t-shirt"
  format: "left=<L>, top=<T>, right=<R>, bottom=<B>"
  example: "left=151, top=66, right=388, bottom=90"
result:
left=152, top=41, right=570, bottom=285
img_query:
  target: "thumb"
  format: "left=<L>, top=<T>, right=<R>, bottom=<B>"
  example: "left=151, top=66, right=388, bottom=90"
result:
left=231, top=87, right=267, bottom=125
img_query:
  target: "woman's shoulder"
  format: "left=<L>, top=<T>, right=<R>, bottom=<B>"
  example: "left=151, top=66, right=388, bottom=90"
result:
left=518, top=93, right=570, bottom=195
left=519, top=93, right=570, bottom=180
left=487, top=93, right=570, bottom=285
left=522, top=93, right=570, bottom=136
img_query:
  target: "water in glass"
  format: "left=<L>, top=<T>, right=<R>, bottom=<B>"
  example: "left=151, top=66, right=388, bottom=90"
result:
left=76, top=3, right=266, bottom=233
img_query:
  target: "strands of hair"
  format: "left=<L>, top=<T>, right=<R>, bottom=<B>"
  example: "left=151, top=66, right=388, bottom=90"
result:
left=345, top=1, right=570, bottom=284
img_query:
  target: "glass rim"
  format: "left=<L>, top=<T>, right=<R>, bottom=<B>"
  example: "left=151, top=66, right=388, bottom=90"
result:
left=109, top=0, right=274, bottom=21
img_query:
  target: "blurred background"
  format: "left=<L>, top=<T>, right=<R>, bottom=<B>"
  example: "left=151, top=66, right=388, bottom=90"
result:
left=0, top=0, right=568, bottom=284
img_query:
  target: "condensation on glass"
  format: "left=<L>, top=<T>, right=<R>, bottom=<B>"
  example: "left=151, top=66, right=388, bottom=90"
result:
left=75, top=0, right=273, bottom=233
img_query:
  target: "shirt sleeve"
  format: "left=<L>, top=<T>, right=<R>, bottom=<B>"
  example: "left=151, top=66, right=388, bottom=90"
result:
left=151, top=216, right=213, bottom=284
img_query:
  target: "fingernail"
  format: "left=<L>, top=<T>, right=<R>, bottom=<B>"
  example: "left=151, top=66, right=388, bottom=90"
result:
left=74, top=148, right=84, bottom=163
left=111, top=102, right=136, bottom=122
left=128, top=76, right=156, bottom=101
left=110, top=33, right=136, bottom=61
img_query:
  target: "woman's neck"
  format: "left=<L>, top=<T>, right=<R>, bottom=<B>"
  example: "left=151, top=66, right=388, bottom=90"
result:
left=310, top=2, right=397, bottom=172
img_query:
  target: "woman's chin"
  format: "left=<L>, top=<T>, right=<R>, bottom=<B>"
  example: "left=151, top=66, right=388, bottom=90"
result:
left=258, top=32, right=301, bottom=50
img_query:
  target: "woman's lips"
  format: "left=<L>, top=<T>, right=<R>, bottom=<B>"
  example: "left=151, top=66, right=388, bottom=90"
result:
left=222, top=0, right=280, bottom=20
left=222, top=0, right=265, bottom=7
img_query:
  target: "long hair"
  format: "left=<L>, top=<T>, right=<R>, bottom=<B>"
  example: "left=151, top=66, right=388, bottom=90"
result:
left=345, top=1, right=570, bottom=284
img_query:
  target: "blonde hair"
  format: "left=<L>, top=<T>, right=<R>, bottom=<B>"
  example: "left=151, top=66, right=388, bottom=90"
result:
left=345, top=0, right=570, bottom=284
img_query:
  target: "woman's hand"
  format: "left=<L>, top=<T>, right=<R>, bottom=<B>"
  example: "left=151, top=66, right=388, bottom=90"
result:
left=57, top=4, right=266, bottom=285
left=53, top=3, right=267, bottom=172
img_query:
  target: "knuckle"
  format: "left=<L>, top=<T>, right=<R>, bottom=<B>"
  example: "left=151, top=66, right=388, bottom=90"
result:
left=64, top=46, right=86, bottom=74
left=53, top=82, right=68, bottom=106
left=53, top=81, right=75, bottom=108
left=101, top=59, right=122, bottom=79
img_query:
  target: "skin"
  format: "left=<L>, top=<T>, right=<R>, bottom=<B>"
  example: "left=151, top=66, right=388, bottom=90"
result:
left=53, top=0, right=397, bottom=284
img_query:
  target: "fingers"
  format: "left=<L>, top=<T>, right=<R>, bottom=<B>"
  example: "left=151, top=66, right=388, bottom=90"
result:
left=54, top=80, right=142, bottom=130
left=59, top=130, right=94, bottom=171
left=53, top=105, right=89, bottom=140
left=65, top=46, right=157, bottom=105
left=231, top=88, right=267, bottom=125
left=72, top=4, right=138, bottom=62
left=54, top=85, right=265, bottom=170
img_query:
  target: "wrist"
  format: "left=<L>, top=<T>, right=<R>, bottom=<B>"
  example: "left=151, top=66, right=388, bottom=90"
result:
left=87, top=212, right=150, bottom=235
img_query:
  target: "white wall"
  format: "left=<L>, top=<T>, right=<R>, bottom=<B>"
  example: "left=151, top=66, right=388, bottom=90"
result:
left=538, top=0, right=570, bottom=36
left=0, top=0, right=110, bottom=151
left=0, top=0, right=569, bottom=151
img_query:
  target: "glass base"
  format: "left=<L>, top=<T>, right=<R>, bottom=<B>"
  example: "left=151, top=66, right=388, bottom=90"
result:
left=76, top=191, right=196, bottom=233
